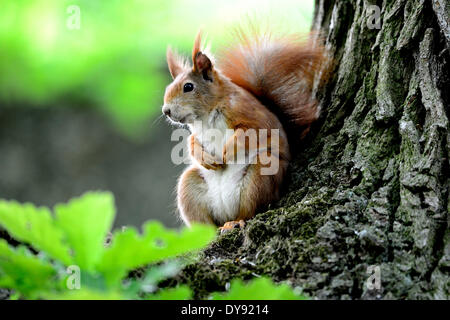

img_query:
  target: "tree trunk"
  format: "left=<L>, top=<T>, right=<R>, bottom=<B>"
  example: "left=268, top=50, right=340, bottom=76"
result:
left=170, top=0, right=449, bottom=299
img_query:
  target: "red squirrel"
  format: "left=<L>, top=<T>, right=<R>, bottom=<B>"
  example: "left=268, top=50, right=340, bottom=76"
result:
left=162, top=27, right=328, bottom=231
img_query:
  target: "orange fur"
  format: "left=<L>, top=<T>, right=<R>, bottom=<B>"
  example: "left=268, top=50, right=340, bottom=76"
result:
left=177, top=167, right=214, bottom=226
left=192, top=31, right=203, bottom=69
left=218, top=27, right=329, bottom=138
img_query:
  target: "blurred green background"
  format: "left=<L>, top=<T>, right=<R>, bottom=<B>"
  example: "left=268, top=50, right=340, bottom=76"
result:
left=0, top=0, right=313, bottom=228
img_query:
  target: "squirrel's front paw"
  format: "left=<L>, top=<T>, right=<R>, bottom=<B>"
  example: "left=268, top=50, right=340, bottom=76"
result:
left=190, top=135, right=224, bottom=170
left=201, top=161, right=224, bottom=171
left=200, top=152, right=225, bottom=171
left=222, top=148, right=233, bottom=165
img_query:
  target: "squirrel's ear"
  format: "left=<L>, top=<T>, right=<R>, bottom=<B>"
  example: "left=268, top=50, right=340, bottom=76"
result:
left=166, top=47, right=184, bottom=79
left=193, top=52, right=212, bottom=77
left=192, top=31, right=213, bottom=81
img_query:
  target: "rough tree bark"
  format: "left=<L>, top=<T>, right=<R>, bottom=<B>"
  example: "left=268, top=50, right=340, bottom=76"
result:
left=167, top=0, right=449, bottom=299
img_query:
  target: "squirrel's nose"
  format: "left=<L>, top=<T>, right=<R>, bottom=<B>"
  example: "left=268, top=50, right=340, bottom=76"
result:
left=162, top=106, right=171, bottom=117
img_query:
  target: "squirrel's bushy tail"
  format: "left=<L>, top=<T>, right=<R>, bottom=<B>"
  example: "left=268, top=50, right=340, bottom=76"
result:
left=218, top=27, right=329, bottom=138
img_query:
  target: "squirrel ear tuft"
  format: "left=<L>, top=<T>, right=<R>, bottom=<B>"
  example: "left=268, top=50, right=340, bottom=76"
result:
left=192, top=30, right=202, bottom=69
left=166, top=47, right=184, bottom=79
left=192, top=31, right=213, bottom=81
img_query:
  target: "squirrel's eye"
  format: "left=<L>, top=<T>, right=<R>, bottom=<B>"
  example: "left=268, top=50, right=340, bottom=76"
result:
left=183, top=83, right=194, bottom=93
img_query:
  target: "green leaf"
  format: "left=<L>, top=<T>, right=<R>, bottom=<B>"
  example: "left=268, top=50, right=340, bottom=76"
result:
left=122, top=261, right=182, bottom=297
left=97, top=222, right=215, bottom=287
left=44, top=288, right=124, bottom=300
left=146, top=285, right=192, bottom=300
left=210, top=277, right=308, bottom=300
left=0, top=193, right=216, bottom=299
left=0, top=200, right=72, bottom=265
left=8, top=292, right=21, bottom=300
left=0, top=240, right=56, bottom=298
left=54, top=192, right=115, bottom=271
left=141, top=260, right=181, bottom=286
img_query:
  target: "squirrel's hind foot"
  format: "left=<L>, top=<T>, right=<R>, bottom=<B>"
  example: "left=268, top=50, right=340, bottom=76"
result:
left=219, top=220, right=245, bottom=235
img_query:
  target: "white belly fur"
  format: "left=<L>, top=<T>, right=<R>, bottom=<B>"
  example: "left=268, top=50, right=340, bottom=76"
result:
left=199, top=163, right=247, bottom=224
left=189, top=110, right=248, bottom=224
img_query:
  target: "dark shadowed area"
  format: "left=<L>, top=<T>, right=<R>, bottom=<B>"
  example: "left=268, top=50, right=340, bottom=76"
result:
left=0, top=107, right=184, bottom=228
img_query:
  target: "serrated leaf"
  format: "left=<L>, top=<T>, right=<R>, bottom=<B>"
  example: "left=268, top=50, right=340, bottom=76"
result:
left=54, top=192, right=115, bottom=271
left=97, top=222, right=215, bottom=287
left=0, top=200, right=72, bottom=265
left=0, top=240, right=56, bottom=298
left=210, top=277, right=307, bottom=300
